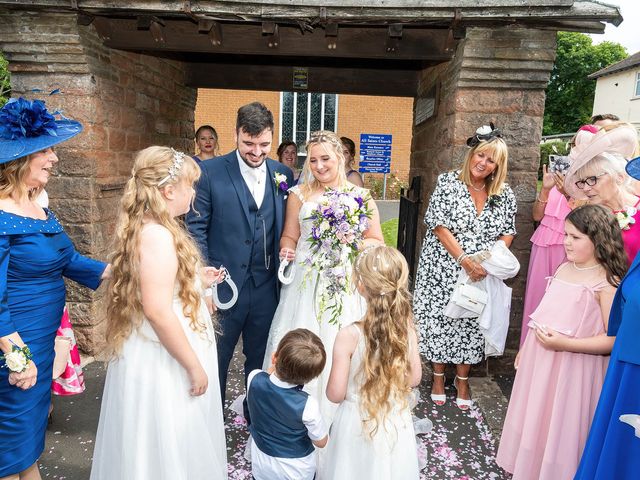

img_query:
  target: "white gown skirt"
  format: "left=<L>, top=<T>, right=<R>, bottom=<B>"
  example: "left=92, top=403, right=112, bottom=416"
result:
left=90, top=300, right=228, bottom=480
left=320, top=398, right=419, bottom=480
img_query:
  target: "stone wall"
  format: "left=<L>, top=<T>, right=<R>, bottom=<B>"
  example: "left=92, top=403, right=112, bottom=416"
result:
left=0, top=10, right=197, bottom=353
left=410, top=26, right=557, bottom=372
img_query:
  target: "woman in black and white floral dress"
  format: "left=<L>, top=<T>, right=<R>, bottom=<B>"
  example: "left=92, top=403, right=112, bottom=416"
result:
left=413, top=125, right=517, bottom=410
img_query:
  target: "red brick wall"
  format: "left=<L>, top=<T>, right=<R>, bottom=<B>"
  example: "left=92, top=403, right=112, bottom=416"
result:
left=195, top=89, right=413, bottom=193
left=195, top=90, right=280, bottom=156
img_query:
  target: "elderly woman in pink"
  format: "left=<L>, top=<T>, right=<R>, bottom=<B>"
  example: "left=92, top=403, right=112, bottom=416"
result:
left=564, top=124, right=640, bottom=265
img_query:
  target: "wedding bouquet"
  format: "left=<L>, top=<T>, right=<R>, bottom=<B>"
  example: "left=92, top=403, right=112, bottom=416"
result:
left=302, top=188, right=372, bottom=326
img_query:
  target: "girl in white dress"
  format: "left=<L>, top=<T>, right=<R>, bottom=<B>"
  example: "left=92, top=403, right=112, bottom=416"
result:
left=263, top=130, right=384, bottom=425
left=322, top=245, right=422, bottom=480
left=91, top=147, right=227, bottom=480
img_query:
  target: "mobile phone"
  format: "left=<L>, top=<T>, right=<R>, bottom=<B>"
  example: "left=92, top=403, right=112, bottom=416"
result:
left=548, top=155, right=571, bottom=175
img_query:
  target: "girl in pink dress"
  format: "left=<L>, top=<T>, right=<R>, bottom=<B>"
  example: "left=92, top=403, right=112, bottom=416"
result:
left=519, top=168, right=570, bottom=346
left=51, top=307, right=85, bottom=395
left=496, top=204, right=628, bottom=480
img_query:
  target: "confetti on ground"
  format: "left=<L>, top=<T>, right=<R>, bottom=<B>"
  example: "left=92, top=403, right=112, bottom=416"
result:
left=41, top=353, right=512, bottom=479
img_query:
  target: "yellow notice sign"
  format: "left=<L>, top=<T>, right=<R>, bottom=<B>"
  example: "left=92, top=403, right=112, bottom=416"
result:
left=293, top=67, right=308, bottom=90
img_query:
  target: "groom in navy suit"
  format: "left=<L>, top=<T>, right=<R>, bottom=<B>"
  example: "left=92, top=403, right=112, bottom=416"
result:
left=187, top=102, right=293, bottom=420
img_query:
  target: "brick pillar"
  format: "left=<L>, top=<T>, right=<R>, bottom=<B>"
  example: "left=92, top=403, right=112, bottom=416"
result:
left=410, top=26, right=556, bottom=371
left=0, top=11, right=197, bottom=353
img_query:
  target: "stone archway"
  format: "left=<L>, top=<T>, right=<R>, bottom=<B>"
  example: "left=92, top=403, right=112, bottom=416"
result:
left=0, top=2, right=622, bottom=359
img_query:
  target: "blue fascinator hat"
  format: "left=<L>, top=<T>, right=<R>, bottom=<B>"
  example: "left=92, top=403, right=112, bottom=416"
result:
left=0, top=97, right=83, bottom=164
left=626, top=156, right=640, bottom=181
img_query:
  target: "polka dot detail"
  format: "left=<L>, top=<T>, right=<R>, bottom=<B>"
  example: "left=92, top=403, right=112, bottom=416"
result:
left=0, top=209, right=64, bottom=235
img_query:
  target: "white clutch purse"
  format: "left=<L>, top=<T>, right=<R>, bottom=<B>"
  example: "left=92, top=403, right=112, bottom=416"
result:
left=449, top=282, right=488, bottom=315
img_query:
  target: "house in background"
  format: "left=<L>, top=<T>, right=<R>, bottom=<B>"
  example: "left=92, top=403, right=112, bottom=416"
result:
left=590, top=51, right=640, bottom=130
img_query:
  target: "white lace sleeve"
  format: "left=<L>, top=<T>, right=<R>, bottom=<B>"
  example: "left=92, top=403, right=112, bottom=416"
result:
left=290, top=185, right=304, bottom=202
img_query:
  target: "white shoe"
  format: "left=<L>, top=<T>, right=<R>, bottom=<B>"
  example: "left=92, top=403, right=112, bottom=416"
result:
left=430, top=372, right=446, bottom=406
left=453, top=375, right=472, bottom=410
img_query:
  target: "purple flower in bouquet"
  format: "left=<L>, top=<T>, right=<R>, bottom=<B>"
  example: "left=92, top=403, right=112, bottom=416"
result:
left=302, top=187, right=372, bottom=326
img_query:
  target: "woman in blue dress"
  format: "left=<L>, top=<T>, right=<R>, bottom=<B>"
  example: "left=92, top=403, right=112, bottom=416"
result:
left=574, top=155, right=640, bottom=479
left=0, top=97, right=108, bottom=479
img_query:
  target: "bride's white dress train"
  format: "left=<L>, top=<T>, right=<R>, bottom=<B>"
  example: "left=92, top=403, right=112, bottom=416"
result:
left=263, top=186, right=366, bottom=425
left=90, top=290, right=227, bottom=480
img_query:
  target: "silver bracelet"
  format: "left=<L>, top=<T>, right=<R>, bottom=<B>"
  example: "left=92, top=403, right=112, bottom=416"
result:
left=456, top=252, right=468, bottom=264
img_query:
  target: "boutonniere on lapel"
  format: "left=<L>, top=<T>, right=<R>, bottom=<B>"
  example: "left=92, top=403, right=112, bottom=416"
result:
left=274, top=172, right=289, bottom=195
left=487, top=194, right=502, bottom=210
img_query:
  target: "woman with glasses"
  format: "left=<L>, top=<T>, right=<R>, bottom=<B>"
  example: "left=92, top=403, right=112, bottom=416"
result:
left=574, top=155, right=640, bottom=480
left=564, top=124, right=640, bottom=264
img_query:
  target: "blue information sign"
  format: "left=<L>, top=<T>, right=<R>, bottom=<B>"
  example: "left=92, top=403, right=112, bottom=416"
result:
left=359, top=134, right=392, bottom=174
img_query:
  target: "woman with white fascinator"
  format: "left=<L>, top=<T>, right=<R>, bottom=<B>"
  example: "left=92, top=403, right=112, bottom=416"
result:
left=564, top=124, right=640, bottom=264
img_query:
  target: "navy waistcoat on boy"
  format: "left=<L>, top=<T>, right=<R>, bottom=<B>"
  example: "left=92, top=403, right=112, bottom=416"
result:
left=248, top=372, right=315, bottom=458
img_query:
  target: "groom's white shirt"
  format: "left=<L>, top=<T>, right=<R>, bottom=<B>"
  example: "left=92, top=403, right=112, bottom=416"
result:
left=237, top=150, right=267, bottom=208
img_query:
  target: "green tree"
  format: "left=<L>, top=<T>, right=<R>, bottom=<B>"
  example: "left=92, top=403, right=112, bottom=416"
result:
left=0, top=51, right=10, bottom=107
left=543, top=32, right=627, bottom=135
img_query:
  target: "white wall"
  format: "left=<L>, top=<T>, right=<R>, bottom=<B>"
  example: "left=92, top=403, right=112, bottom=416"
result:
left=592, top=68, right=640, bottom=128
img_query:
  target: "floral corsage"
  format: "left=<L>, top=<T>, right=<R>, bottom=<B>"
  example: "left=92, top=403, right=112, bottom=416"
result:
left=1, top=341, right=33, bottom=373
left=274, top=172, right=289, bottom=193
left=615, top=206, right=637, bottom=231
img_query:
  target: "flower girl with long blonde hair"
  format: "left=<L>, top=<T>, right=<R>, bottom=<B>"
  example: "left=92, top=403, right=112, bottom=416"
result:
left=91, top=146, right=227, bottom=480
left=322, top=245, right=422, bottom=479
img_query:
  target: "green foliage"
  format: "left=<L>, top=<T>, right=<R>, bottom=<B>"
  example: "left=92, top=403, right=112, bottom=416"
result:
left=0, top=52, right=10, bottom=107
left=543, top=32, right=627, bottom=135
left=539, top=140, right=570, bottom=179
left=363, top=172, right=408, bottom=200
left=381, top=218, right=398, bottom=248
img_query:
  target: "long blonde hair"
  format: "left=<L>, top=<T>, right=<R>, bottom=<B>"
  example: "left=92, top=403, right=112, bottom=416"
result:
left=353, top=245, right=415, bottom=436
left=298, top=130, right=348, bottom=199
left=458, top=138, right=509, bottom=196
left=0, top=154, right=45, bottom=201
left=105, top=146, right=205, bottom=356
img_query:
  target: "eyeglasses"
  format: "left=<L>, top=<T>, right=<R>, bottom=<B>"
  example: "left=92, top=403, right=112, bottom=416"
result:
left=574, top=172, right=607, bottom=190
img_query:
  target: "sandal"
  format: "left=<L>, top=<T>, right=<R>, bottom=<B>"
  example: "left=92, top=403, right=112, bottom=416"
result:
left=430, top=372, right=446, bottom=406
left=454, top=375, right=472, bottom=410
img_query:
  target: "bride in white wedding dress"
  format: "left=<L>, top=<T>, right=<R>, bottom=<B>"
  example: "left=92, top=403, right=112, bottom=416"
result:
left=263, top=131, right=384, bottom=425
left=91, top=147, right=227, bottom=480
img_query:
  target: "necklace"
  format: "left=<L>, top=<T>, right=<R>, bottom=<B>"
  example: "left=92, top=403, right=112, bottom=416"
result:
left=469, top=182, right=485, bottom=192
left=572, top=262, right=601, bottom=271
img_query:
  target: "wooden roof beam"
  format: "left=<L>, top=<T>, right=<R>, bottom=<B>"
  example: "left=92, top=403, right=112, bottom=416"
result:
left=0, top=1, right=622, bottom=31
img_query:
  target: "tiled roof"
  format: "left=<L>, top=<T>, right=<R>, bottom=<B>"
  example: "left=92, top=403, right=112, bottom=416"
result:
left=589, top=51, right=640, bottom=79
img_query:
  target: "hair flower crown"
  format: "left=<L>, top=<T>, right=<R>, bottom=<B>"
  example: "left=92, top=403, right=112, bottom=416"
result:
left=158, top=148, right=187, bottom=186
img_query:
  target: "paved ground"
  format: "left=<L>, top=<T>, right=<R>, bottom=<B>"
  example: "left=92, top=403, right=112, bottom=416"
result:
left=375, top=199, right=400, bottom=223
left=40, top=346, right=514, bottom=480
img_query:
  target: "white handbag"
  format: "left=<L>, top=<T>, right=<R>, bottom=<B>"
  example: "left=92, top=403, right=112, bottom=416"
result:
left=450, top=282, right=488, bottom=315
